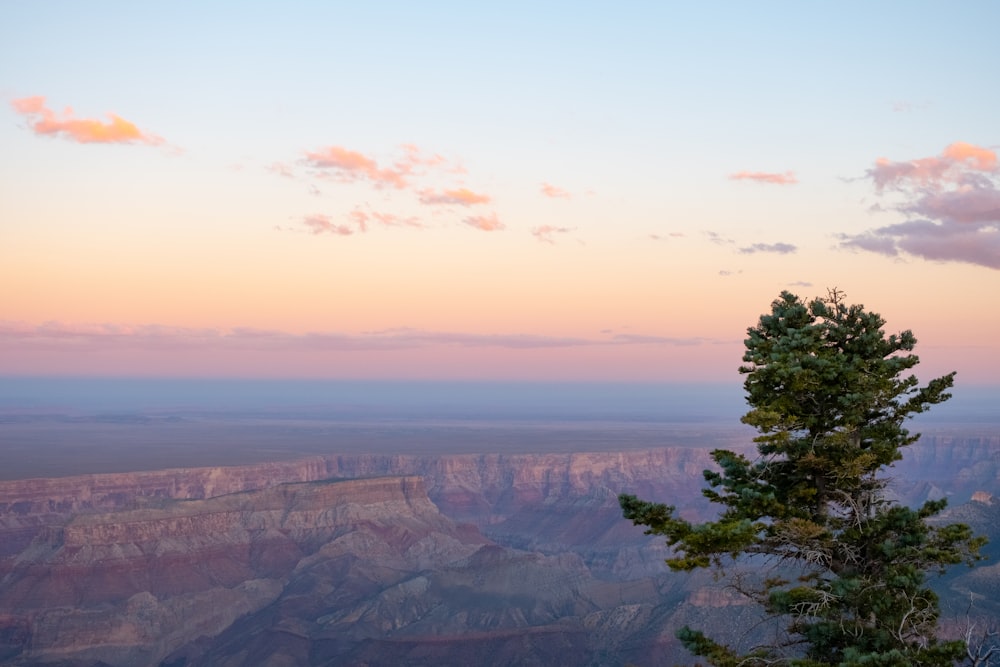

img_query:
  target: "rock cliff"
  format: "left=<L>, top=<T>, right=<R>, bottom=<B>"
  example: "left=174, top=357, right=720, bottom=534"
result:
left=0, top=476, right=489, bottom=665
left=0, top=436, right=996, bottom=666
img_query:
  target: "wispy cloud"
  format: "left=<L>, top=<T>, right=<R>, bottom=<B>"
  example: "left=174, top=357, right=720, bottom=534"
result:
left=267, top=161, right=295, bottom=178
left=419, top=187, right=491, bottom=206
left=532, top=225, right=574, bottom=244
left=11, top=96, right=164, bottom=145
left=348, top=209, right=369, bottom=232
left=371, top=211, right=423, bottom=229
left=293, top=207, right=425, bottom=235
left=891, top=100, right=930, bottom=113
left=540, top=182, right=571, bottom=199
left=0, top=320, right=718, bottom=352
left=302, top=214, right=354, bottom=236
left=463, top=213, right=504, bottom=231
left=840, top=142, right=1000, bottom=270
left=649, top=232, right=685, bottom=241
left=609, top=333, right=705, bottom=346
left=729, top=170, right=797, bottom=185
left=704, top=231, right=735, bottom=246
left=398, top=143, right=453, bottom=171
left=739, top=242, right=797, bottom=254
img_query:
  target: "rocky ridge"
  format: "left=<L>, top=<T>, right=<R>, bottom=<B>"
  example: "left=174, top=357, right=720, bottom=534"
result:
left=0, top=437, right=997, bottom=666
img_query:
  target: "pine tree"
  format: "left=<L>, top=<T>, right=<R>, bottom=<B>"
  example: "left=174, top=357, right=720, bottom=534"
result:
left=620, top=289, right=985, bottom=666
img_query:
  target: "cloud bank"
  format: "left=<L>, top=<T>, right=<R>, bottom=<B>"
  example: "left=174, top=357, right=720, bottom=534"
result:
left=0, top=321, right=713, bottom=352
left=840, top=142, right=1000, bottom=270
left=11, top=96, right=164, bottom=145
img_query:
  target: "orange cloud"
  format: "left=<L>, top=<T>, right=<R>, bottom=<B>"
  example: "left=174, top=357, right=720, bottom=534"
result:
left=11, top=95, right=164, bottom=145
left=463, top=214, right=504, bottom=231
left=729, top=171, right=798, bottom=185
left=303, top=146, right=408, bottom=189
left=419, top=187, right=491, bottom=206
left=540, top=182, right=571, bottom=199
left=942, top=141, right=997, bottom=170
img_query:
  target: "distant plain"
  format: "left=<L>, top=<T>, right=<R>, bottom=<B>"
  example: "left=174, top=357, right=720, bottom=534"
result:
left=1, top=378, right=996, bottom=480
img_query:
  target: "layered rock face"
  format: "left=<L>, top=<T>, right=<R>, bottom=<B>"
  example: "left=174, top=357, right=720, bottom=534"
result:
left=0, top=447, right=748, bottom=666
left=0, top=476, right=493, bottom=666
left=0, top=447, right=717, bottom=585
left=0, top=436, right=997, bottom=666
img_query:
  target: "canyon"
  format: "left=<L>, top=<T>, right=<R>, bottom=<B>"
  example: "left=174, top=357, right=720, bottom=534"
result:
left=0, top=430, right=998, bottom=666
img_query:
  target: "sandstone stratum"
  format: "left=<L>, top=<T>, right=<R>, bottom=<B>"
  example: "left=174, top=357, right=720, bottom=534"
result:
left=0, top=440, right=997, bottom=666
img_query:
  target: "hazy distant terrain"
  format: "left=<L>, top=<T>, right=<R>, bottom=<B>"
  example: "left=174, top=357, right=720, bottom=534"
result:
left=2, top=378, right=996, bottom=480
left=0, top=379, right=753, bottom=480
left=0, top=379, right=997, bottom=665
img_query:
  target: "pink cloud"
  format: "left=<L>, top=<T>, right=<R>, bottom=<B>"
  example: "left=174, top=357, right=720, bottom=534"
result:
left=869, top=156, right=954, bottom=191
left=540, top=182, right=571, bottom=199
left=841, top=142, right=1000, bottom=269
left=463, top=213, right=504, bottom=231
left=297, top=209, right=423, bottom=235
left=11, top=95, right=164, bottom=145
left=729, top=171, right=798, bottom=185
left=303, top=146, right=408, bottom=189
left=301, top=143, right=467, bottom=192
left=868, top=142, right=997, bottom=191
left=532, top=225, right=573, bottom=244
left=348, top=209, right=370, bottom=233
left=397, top=143, right=450, bottom=170
left=302, top=214, right=353, bottom=236
left=419, top=187, right=492, bottom=206
left=370, top=211, right=423, bottom=229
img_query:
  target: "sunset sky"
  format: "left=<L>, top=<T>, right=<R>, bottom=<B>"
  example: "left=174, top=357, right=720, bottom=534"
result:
left=2, top=2, right=999, bottom=384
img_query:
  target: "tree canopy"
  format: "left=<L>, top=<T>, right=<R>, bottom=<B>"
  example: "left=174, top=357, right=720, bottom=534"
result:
left=620, top=289, right=985, bottom=666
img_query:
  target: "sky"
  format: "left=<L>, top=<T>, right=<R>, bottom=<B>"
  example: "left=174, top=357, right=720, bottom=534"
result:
left=2, top=2, right=999, bottom=384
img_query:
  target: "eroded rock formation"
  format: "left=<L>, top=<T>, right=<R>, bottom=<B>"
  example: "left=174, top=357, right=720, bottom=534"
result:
left=0, top=437, right=997, bottom=666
